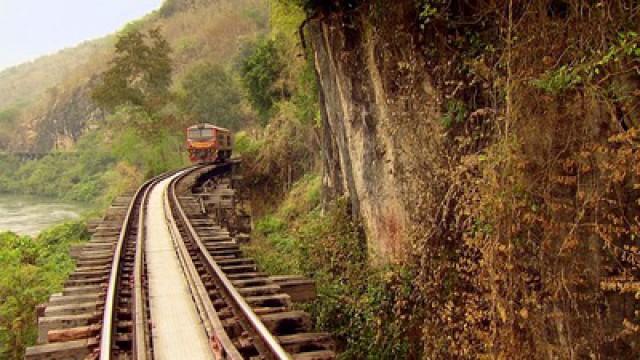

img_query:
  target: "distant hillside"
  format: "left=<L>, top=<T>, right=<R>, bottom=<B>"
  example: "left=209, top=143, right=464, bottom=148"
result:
left=0, top=0, right=268, bottom=151
left=0, top=37, right=114, bottom=111
left=0, top=37, right=115, bottom=149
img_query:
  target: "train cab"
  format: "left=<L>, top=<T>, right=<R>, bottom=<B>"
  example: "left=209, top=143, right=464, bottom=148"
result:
left=186, top=123, right=233, bottom=163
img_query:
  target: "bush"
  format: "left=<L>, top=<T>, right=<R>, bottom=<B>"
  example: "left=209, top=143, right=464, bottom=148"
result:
left=531, top=65, right=583, bottom=95
left=441, top=99, right=468, bottom=128
left=178, top=63, right=243, bottom=129
left=245, top=196, right=420, bottom=359
left=109, top=116, right=188, bottom=178
left=39, top=221, right=88, bottom=244
left=0, top=221, right=89, bottom=358
left=233, top=131, right=263, bottom=155
left=239, top=38, right=285, bottom=121
left=277, top=174, right=321, bottom=221
left=241, top=103, right=316, bottom=202
left=254, top=216, right=287, bottom=235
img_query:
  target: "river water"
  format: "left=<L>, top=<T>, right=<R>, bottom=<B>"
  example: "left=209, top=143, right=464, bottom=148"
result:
left=0, top=193, right=88, bottom=236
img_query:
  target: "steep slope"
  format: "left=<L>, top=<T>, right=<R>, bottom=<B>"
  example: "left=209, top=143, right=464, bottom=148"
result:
left=0, top=38, right=114, bottom=149
left=0, top=37, right=113, bottom=111
left=309, top=3, right=441, bottom=261
left=306, top=0, right=639, bottom=358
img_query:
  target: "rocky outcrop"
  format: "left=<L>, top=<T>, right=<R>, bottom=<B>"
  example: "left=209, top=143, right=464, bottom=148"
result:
left=309, top=2, right=446, bottom=261
left=11, top=78, right=103, bottom=152
left=308, top=2, right=639, bottom=357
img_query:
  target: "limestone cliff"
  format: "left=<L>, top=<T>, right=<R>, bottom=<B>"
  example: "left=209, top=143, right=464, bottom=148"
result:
left=307, top=1, right=639, bottom=357
left=11, top=79, right=104, bottom=152
left=309, top=2, right=447, bottom=261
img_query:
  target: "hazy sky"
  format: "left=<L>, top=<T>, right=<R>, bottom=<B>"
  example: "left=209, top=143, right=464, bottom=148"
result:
left=0, top=0, right=164, bottom=71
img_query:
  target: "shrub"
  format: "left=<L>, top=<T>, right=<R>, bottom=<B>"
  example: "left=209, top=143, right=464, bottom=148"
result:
left=245, top=197, right=420, bottom=359
left=0, top=221, right=89, bottom=358
left=531, top=65, right=583, bottom=95
left=239, top=37, right=285, bottom=121
left=254, top=216, right=287, bottom=235
left=178, top=63, right=243, bottom=129
left=441, top=99, right=468, bottom=128
left=277, top=174, right=321, bottom=221
left=233, top=131, right=263, bottom=155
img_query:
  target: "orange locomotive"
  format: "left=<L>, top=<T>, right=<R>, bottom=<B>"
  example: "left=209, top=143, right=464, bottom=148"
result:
left=186, top=123, right=233, bottom=163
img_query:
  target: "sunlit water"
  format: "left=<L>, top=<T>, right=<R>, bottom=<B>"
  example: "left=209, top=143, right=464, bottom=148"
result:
left=0, top=193, right=89, bottom=237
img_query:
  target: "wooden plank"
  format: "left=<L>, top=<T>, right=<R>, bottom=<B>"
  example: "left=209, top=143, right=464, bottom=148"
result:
left=269, top=275, right=317, bottom=302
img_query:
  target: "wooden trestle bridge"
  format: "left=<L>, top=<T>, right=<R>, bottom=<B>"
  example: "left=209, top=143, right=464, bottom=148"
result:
left=25, top=161, right=336, bottom=360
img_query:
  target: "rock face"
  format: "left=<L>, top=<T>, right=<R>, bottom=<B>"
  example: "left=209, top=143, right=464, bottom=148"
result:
left=11, top=79, right=103, bottom=152
left=309, top=2, right=445, bottom=261
left=308, top=2, right=639, bottom=357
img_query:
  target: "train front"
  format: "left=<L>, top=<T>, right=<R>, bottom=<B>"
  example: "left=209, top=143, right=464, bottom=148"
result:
left=186, top=124, right=217, bottom=163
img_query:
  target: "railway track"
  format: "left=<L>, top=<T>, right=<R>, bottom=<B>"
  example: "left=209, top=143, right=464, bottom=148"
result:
left=25, top=163, right=336, bottom=360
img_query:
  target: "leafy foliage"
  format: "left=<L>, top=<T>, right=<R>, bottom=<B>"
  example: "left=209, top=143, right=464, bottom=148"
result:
left=108, top=123, right=187, bottom=178
left=178, top=63, right=243, bottom=129
left=235, top=0, right=322, bottom=212
left=245, top=187, right=418, bottom=359
left=233, top=131, right=263, bottom=155
left=532, top=31, right=640, bottom=95
left=0, top=222, right=89, bottom=358
left=92, top=28, right=173, bottom=114
left=239, top=103, right=315, bottom=206
left=441, top=99, right=468, bottom=128
left=239, top=38, right=285, bottom=121
left=531, top=64, right=583, bottom=95
left=0, top=127, right=171, bottom=209
left=417, top=0, right=448, bottom=25
left=0, top=133, right=117, bottom=203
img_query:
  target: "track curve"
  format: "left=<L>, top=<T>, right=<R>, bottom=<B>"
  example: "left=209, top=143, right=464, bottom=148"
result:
left=26, top=163, right=336, bottom=360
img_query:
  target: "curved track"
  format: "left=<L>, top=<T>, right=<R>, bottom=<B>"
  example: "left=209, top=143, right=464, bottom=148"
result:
left=26, top=163, right=336, bottom=360
left=99, top=172, right=159, bottom=359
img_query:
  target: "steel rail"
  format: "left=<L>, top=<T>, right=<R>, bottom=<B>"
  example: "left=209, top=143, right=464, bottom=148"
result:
left=99, top=180, right=147, bottom=360
left=99, top=167, right=196, bottom=360
left=163, top=167, right=243, bottom=360
left=169, top=164, right=292, bottom=360
left=133, top=176, right=153, bottom=360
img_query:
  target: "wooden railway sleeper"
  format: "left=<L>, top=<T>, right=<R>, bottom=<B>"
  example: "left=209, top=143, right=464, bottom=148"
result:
left=175, top=170, right=337, bottom=360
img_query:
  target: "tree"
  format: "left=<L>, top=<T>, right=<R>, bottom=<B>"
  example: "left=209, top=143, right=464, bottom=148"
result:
left=92, top=28, right=173, bottom=114
left=179, top=63, right=243, bottom=129
left=0, top=107, right=20, bottom=149
left=239, top=38, right=285, bottom=121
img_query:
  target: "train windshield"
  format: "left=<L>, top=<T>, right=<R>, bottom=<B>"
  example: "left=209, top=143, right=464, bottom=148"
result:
left=188, top=128, right=214, bottom=140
